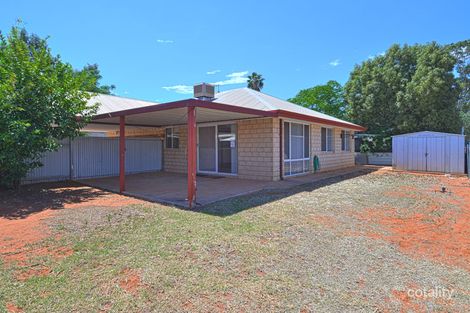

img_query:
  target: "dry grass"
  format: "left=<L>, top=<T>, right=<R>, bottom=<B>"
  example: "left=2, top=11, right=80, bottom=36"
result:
left=1, top=170, right=469, bottom=312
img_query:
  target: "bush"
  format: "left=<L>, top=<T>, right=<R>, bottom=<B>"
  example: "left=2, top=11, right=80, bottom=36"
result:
left=0, top=26, right=96, bottom=188
left=359, top=136, right=392, bottom=153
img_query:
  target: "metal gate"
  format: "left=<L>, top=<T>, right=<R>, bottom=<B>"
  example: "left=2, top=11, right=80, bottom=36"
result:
left=25, top=137, right=162, bottom=183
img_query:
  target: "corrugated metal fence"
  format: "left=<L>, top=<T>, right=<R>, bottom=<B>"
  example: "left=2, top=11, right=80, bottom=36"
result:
left=24, top=137, right=162, bottom=183
left=25, top=140, right=72, bottom=183
left=366, top=153, right=392, bottom=166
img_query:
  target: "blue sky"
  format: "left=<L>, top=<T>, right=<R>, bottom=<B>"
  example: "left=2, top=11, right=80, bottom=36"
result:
left=1, top=0, right=469, bottom=103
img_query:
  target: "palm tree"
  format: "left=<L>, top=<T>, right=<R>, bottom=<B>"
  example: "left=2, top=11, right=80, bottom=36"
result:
left=247, top=72, right=265, bottom=91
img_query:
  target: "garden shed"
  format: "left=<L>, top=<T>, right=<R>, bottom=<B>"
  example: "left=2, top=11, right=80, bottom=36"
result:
left=392, top=131, right=465, bottom=174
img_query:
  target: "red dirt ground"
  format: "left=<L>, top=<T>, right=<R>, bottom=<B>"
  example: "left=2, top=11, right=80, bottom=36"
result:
left=356, top=175, right=470, bottom=272
left=1, top=184, right=146, bottom=313
left=1, top=174, right=468, bottom=312
left=388, top=288, right=426, bottom=313
left=0, top=183, right=145, bottom=271
left=118, top=268, right=143, bottom=294
left=16, top=266, right=52, bottom=281
left=310, top=171, right=469, bottom=312
left=0, top=210, right=55, bottom=265
left=5, top=303, right=23, bottom=313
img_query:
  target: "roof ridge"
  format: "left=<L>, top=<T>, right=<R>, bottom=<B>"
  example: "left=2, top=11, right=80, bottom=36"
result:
left=245, top=88, right=277, bottom=110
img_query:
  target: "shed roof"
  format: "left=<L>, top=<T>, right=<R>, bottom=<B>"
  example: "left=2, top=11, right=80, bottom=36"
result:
left=392, top=131, right=465, bottom=137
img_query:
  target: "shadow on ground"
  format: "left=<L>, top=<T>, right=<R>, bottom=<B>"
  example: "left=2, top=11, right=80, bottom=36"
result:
left=0, top=181, right=109, bottom=220
left=196, top=167, right=380, bottom=217
left=0, top=167, right=382, bottom=220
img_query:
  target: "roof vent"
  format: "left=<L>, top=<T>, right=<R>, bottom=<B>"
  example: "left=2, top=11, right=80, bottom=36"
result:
left=194, top=83, right=215, bottom=100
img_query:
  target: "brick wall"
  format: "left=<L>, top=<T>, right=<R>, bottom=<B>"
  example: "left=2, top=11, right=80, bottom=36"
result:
left=163, top=126, right=187, bottom=173
left=112, top=118, right=354, bottom=180
left=237, top=118, right=280, bottom=181
left=162, top=118, right=280, bottom=181
left=310, top=124, right=355, bottom=172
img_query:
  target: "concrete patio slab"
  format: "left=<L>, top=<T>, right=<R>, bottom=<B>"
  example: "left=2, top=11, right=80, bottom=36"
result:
left=78, top=166, right=376, bottom=208
left=78, top=172, right=269, bottom=207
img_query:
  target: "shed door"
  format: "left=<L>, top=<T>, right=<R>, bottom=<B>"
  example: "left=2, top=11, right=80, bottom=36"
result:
left=406, top=137, right=427, bottom=171
left=426, top=137, right=445, bottom=172
left=403, top=136, right=446, bottom=172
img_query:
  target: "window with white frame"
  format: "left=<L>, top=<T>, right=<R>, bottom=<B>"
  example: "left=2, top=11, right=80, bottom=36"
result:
left=165, top=127, right=179, bottom=149
left=321, top=127, right=334, bottom=152
left=284, top=122, right=310, bottom=176
left=341, top=130, right=351, bottom=151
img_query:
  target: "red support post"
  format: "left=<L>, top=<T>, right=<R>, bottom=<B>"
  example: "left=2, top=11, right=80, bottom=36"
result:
left=279, top=119, right=283, bottom=180
left=119, top=116, right=126, bottom=193
left=187, top=106, right=197, bottom=208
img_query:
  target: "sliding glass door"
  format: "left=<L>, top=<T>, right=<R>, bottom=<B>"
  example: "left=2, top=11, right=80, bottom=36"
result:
left=284, top=121, right=310, bottom=176
left=198, top=123, right=237, bottom=175
left=217, top=124, right=237, bottom=174
left=198, top=126, right=216, bottom=172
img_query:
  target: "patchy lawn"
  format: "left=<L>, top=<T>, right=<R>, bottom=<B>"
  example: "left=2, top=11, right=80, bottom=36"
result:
left=0, top=169, right=469, bottom=312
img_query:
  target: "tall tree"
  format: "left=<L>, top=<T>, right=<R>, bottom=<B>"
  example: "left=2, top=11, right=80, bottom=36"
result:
left=288, top=80, right=349, bottom=120
left=397, top=43, right=460, bottom=133
left=0, top=26, right=97, bottom=188
left=16, top=26, right=115, bottom=95
left=247, top=72, right=264, bottom=91
left=77, top=63, right=116, bottom=95
left=345, top=43, right=461, bottom=136
left=449, top=40, right=470, bottom=136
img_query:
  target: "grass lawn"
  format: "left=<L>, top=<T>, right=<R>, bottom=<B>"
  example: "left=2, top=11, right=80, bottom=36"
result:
left=1, top=168, right=469, bottom=312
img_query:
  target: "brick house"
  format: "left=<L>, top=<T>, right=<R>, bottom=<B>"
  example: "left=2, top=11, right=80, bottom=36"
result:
left=85, top=84, right=365, bottom=207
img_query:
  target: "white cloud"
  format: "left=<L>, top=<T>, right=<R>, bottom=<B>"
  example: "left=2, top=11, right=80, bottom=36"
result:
left=162, top=71, right=249, bottom=95
left=212, top=71, right=248, bottom=86
left=206, top=69, right=221, bottom=75
left=157, top=39, right=174, bottom=44
left=368, top=51, right=386, bottom=59
left=162, top=85, right=193, bottom=94
left=329, top=59, right=341, bottom=67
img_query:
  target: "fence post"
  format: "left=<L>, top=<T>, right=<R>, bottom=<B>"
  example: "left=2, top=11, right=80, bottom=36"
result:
left=69, top=137, right=73, bottom=180
left=467, top=143, right=470, bottom=179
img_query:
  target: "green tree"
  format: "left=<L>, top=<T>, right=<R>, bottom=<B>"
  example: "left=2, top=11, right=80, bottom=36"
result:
left=345, top=43, right=461, bottom=136
left=449, top=40, right=470, bottom=137
left=397, top=43, right=460, bottom=133
left=288, top=80, right=349, bottom=120
left=0, top=26, right=97, bottom=188
left=247, top=72, right=264, bottom=91
left=77, top=63, right=116, bottom=95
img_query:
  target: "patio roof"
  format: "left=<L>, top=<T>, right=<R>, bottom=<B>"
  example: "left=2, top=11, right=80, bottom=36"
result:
left=85, top=88, right=365, bottom=131
left=80, top=88, right=366, bottom=208
left=87, top=98, right=272, bottom=129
